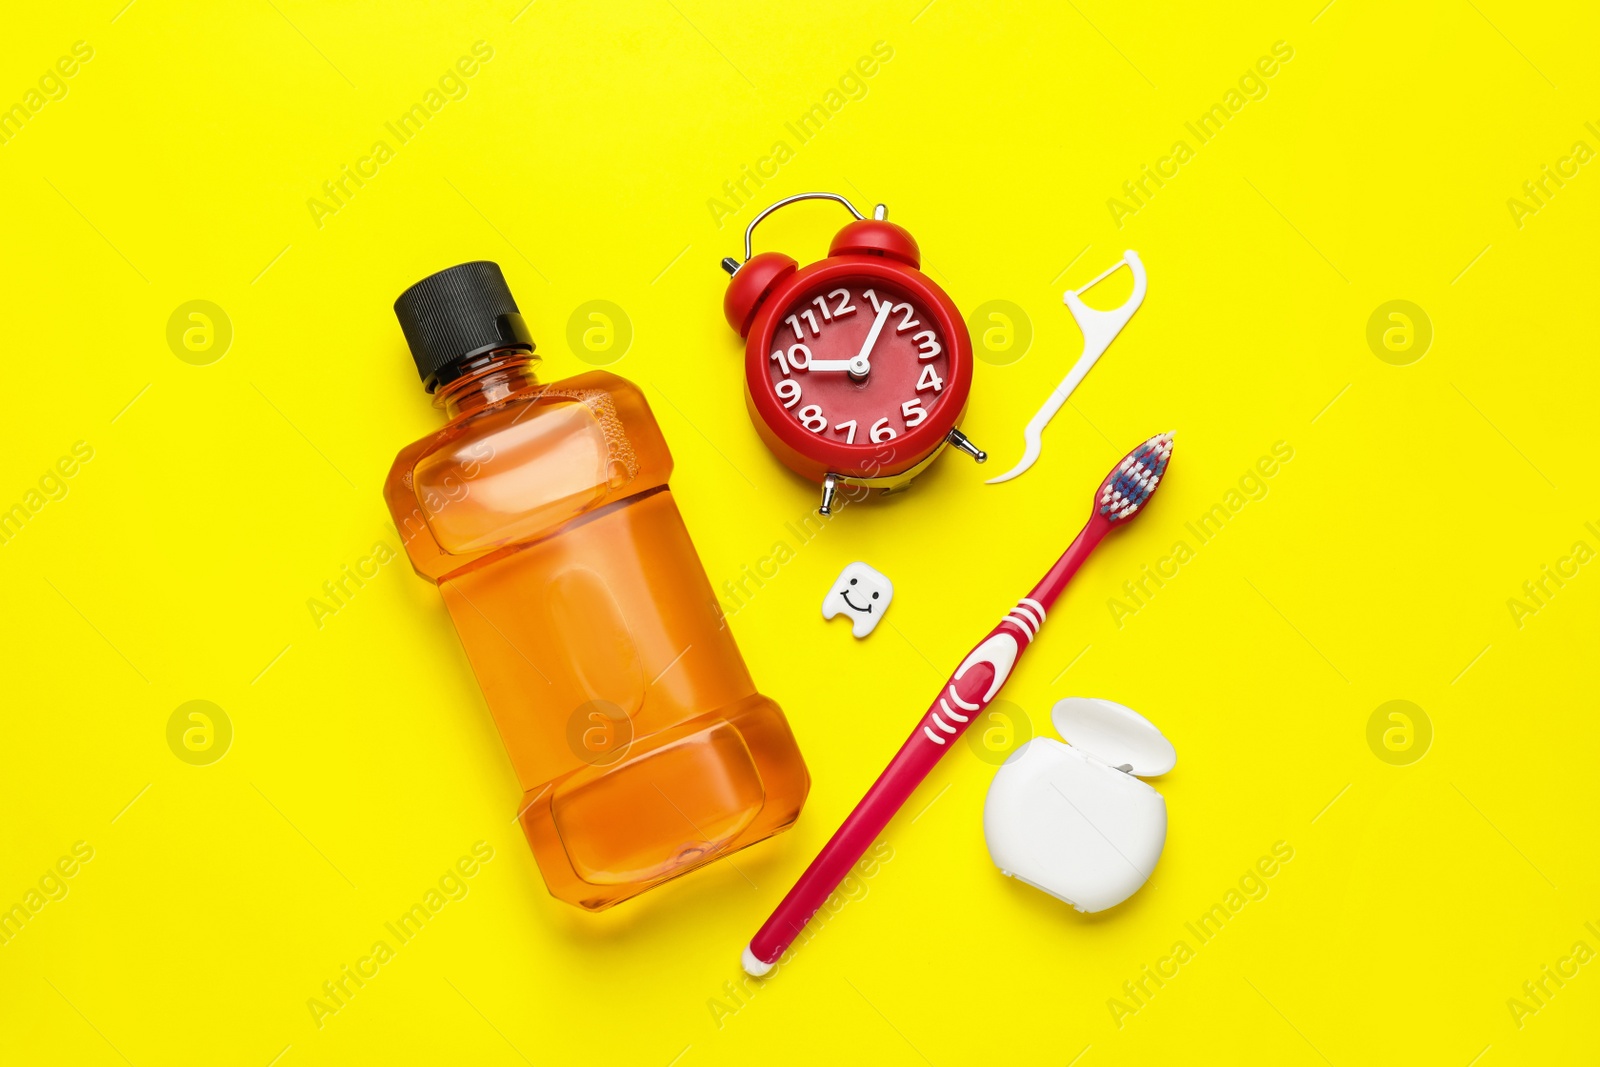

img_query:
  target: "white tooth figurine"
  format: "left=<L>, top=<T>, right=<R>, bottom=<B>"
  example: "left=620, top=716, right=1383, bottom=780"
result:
left=822, top=562, right=894, bottom=638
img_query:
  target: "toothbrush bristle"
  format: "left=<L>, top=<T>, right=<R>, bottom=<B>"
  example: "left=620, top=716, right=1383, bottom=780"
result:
left=1097, top=432, right=1174, bottom=523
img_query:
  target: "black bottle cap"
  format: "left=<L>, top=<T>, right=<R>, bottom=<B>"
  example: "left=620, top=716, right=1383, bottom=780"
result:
left=394, top=261, right=534, bottom=391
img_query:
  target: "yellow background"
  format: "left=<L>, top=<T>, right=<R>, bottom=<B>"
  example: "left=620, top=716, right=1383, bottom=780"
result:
left=3, top=0, right=1597, bottom=1063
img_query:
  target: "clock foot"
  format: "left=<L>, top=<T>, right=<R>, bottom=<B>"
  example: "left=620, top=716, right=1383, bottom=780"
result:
left=947, top=428, right=987, bottom=463
left=819, top=474, right=840, bottom=516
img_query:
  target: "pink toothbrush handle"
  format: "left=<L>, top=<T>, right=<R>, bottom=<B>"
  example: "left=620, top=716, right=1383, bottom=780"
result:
left=744, top=518, right=1111, bottom=973
left=746, top=639, right=1005, bottom=968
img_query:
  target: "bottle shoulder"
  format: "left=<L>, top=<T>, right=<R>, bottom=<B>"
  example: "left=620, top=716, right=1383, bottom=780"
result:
left=383, top=370, right=673, bottom=581
left=391, top=371, right=663, bottom=463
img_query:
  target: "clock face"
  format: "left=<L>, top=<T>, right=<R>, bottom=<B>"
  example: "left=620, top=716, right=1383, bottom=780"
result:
left=763, top=278, right=952, bottom=454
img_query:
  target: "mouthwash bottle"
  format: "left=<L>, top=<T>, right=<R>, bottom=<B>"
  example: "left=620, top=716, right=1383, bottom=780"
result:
left=383, top=261, right=809, bottom=910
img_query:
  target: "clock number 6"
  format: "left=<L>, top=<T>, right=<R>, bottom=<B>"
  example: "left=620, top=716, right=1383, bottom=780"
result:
left=870, top=416, right=898, bottom=443
left=770, top=343, right=812, bottom=375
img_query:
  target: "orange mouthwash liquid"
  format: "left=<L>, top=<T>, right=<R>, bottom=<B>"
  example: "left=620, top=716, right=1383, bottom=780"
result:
left=383, top=261, right=809, bottom=910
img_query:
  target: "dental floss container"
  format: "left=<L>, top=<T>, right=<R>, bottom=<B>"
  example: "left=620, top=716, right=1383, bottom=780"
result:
left=982, top=697, right=1175, bottom=912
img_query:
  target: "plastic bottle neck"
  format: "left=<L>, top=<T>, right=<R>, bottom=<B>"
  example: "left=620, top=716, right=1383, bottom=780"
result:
left=434, top=351, right=541, bottom=419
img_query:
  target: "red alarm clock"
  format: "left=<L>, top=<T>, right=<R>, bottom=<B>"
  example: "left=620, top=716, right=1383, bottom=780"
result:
left=721, top=193, right=985, bottom=514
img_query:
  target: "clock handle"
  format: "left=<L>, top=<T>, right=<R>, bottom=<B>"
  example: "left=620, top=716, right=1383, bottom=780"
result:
left=733, top=192, right=867, bottom=265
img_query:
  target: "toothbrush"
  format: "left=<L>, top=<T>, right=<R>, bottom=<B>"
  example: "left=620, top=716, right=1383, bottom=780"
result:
left=742, top=431, right=1175, bottom=977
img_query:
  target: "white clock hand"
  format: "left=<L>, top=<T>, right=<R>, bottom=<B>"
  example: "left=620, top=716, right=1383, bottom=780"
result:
left=803, top=302, right=892, bottom=373
left=846, top=301, right=893, bottom=377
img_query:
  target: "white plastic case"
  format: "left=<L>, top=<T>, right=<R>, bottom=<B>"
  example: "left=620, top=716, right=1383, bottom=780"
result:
left=982, top=697, right=1175, bottom=912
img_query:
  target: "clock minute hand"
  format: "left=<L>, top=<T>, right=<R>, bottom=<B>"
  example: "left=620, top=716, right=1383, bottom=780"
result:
left=850, top=300, right=893, bottom=375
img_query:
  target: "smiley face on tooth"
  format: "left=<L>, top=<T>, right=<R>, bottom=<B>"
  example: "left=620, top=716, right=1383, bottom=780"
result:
left=822, top=562, right=894, bottom=638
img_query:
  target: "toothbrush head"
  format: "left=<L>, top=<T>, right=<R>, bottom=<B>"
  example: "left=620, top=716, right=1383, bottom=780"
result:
left=1097, top=432, right=1174, bottom=523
